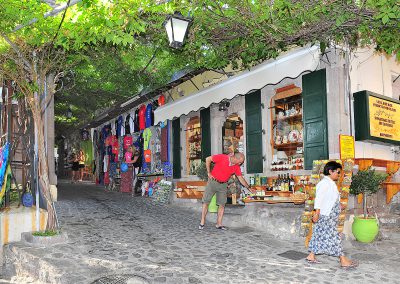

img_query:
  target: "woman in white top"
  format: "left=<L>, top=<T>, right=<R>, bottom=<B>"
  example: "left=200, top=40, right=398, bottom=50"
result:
left=306, top=161, right=358, bottom=269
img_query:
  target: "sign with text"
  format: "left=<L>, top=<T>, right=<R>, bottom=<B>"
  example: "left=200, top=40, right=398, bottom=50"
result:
left=339, top=135, right=355, bottom=159
left=368, top=96, right=400, bottom=142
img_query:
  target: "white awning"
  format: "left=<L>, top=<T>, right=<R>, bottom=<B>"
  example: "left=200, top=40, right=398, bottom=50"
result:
left=154, top=45, right=321, bottom=125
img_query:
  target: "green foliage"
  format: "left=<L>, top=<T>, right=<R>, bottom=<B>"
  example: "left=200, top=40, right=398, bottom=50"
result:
left=196, top=161, right=208, bottom=181
left=1, top=0, right=399, bottom=135
left=32, top=230, right=58, bottom=237
left=9, top=190, right=19, bottom=204
left=349, top=168, right=388, bottom=196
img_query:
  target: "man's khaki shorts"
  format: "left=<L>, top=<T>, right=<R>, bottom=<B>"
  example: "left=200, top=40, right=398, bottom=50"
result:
left=202, top=179, right=228, bottom=206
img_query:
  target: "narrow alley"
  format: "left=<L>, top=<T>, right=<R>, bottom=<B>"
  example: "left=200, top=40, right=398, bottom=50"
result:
left=3, top=181, right=400, bottom=283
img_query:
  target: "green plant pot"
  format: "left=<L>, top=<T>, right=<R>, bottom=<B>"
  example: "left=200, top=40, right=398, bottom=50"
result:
left=208, top=195, right=218, bottom=213
left=352, top=216, right=379, bottom=243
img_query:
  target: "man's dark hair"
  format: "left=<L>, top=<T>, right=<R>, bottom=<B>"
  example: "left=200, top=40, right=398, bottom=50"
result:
left=323, top=161, right=342, bottom=176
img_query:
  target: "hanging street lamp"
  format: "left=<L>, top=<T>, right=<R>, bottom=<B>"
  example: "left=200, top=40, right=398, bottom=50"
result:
left=164, top=12, right=192, bottom=49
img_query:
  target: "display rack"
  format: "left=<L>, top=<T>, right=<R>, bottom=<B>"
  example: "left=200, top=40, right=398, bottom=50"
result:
left=222, top=115, right=243, bottom=154
left=270, top=84, right=304, bottom=172
left=186, top=117, right=202, bottom=175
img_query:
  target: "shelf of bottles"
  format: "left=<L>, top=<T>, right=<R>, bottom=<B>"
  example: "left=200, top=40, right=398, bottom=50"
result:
left=243, top=174, right=311, bottom=203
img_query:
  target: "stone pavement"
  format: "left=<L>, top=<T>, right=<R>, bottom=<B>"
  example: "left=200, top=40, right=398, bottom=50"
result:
left=1, top=181, right=400, bottom=284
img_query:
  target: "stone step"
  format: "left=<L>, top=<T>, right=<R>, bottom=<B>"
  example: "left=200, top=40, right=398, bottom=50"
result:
left=377, top=227, right=400, bottom=241
left=2, top=243, right=86, bottom=284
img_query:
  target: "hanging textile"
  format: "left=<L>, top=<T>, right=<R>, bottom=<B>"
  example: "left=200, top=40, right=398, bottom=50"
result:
left=80, top=140, right=94, bottom=166
left=0, top=143, right=11, bottom=204
left=161, top=125, right=168, bottom=162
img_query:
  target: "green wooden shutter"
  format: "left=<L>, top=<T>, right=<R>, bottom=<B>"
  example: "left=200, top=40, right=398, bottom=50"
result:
left=302, top=69, right=328, bottom=170
left=172, top=118, right=181, bottom=179
left=200, top=107, right=211, bottom=161
left=245, top=90, right=263, bottom=173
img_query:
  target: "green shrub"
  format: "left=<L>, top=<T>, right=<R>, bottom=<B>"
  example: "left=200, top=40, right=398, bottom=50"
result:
left=196, top=161, right=208, bottom=181
left=349, top=167, right=387, bottom=218
left=32, top=230, right=58, bottom=237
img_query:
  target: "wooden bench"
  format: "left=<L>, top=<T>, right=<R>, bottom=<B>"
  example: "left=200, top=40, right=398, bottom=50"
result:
left=175, top=181, right=207, bottom=199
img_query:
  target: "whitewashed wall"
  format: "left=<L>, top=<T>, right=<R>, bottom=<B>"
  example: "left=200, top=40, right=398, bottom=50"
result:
left=349, top=47, right=400, bottom=161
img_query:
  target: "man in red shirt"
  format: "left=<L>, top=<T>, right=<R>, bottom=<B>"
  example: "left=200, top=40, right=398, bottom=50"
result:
left=199, top=152, right=254, bottom=230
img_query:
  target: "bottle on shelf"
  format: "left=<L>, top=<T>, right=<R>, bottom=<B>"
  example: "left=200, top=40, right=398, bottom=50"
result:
left=289, top=174, right=295, bottom=193
left=284, top=173, right=290, bottom=191
left=277, top=174, right=282, bottom=191
left=249, top=175, right=255, bottom=187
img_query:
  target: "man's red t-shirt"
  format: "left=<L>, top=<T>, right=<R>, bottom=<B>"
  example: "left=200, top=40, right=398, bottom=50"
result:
left=211, top=154, right=242, bottom=183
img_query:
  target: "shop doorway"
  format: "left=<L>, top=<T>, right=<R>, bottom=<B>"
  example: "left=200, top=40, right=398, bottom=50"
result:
left=222, top=113, right=244, bottom=205
left=186, top=116, right=202, bottom=175
left=222, top=113, right=244, bottom=154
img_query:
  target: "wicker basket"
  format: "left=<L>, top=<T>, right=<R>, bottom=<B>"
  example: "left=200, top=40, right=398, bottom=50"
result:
left=291, top=192, right=306, bottom=204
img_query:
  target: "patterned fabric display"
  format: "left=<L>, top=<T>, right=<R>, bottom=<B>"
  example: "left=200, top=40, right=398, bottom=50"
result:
left=109, top=162, right=117, bottom=178
left=163, top=162, right=173, bottom=178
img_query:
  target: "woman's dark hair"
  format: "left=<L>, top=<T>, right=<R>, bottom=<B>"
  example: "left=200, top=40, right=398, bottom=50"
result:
left=323, top=161, right=342, bottom=176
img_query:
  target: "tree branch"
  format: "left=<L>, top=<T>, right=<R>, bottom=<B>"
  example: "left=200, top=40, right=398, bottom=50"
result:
left=12, top=0, right=82, bottom=33
left=0, top=33, right=32, bottom=71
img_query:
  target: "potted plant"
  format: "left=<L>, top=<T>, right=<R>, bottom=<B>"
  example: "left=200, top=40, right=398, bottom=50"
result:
left=349, top=167, right=387, bottom=243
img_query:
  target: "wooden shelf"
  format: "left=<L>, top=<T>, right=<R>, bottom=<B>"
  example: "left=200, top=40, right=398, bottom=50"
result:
left=273, top=114, right=302, bottom=123
left=274, top=142, right=303, bottom=150
left=188, top=156, right=201, bottom=160
left=188, top=137, right=201, bottom=143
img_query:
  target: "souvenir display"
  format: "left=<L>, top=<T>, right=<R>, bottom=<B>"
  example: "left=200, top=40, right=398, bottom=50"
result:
left=186, top=116, right=202, bottom=175
left=270, top=85, right=304, bottom=172
left=222, top=115, right=244, bottom=155
left=92, top=98, right=170, bottom=199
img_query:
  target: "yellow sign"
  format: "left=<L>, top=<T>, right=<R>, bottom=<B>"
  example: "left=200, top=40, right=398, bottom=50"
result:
left=339, top=135, right=355, bottom=159
left=369, top=96, right=400, bottom=142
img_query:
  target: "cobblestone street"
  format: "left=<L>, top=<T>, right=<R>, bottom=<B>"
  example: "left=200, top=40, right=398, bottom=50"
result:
left=3, top=181, right=400, bottom=284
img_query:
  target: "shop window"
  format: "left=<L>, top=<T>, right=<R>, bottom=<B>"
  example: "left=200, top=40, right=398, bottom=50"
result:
left=186, top=116, right=202, bottom=175
left=270, top=84, right=304, bottom=172
left=222, top=114, right=244, bottom=154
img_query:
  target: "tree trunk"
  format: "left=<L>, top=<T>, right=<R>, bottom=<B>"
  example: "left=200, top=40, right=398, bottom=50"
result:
left=28, top=88, right=57, bottom=230
left=45, top=73, right=57, bottom=186
left=363, top=192, right=368, bottom=219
